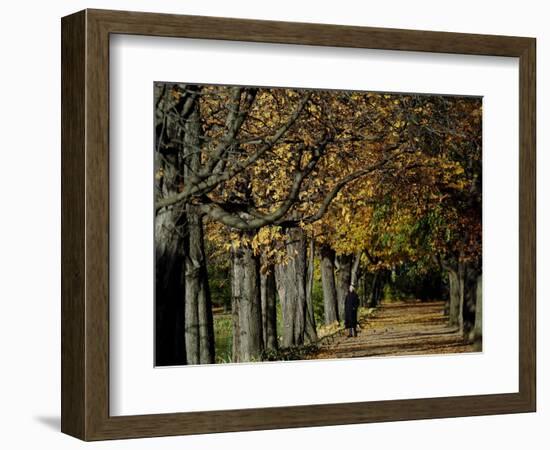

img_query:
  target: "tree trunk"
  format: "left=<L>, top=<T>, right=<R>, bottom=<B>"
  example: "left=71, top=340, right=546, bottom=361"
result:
left=261, top=267, right=278, bottom=350
left=351, top=251, right=362, bottom=286
left=231, top=284, right=240, bottom=362
left=183, top=94, right=215, bottom=365
left=447, top=263, right=465, bottom=332
left=361, top=270, right=369, bottom=307
left=305, top=239, right=318, bottom=343
left=369, top=271, right=385, bottom=307
left=335, top=254, right=353, bottom=321
left=462, top=264, right=480, bottom=335
left=184, top=205, right=215, bottom=364
left=231, top=241, right=263, bottom=362
left=154, top=90, right=188, bottom=366
left=154, top=206, right=186, bottom=366
left=275, top=227, right=307, bottom=347
left=472, top=274, right=483, bottom=349
left=320, top=245, right=339, bottom=324
left=351, top=251, right=363, bottom=306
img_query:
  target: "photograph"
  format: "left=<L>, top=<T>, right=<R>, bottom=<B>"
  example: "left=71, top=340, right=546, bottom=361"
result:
left=154, top=82, right=482, bottom=366
left=52, top=4, right=537, bottom=443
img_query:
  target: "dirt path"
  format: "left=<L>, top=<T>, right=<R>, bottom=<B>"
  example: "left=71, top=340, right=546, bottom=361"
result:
left=313, top=300, right=476, bottom=360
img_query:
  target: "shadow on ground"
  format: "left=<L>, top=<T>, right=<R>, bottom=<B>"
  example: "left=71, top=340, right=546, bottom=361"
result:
left=34, top=415, right=60, bottom=431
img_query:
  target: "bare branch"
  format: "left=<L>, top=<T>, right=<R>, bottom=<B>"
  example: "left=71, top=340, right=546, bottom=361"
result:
left=155, top=92, right=312, bottom=212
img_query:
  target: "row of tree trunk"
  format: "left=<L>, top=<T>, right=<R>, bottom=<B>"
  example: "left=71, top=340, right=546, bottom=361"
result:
left=231, top=226, right=320, bottom=362
left=447, top=261, right=482, bottom=347
left=230, top=230, right=374, bottom=362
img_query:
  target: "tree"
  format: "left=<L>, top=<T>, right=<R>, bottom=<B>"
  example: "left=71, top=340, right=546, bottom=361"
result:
left=305, top=239, right=318, bottom=341
left=275, top=226, right=308, bottom=347
left=154, top=83, right=195, bottom=365
left=335, top=254, right=353, bottom=320
left=260, top=266, right=278, bottom=350
left=155, top=84, right=483, bottom=364
left=230, top=233, right=263, bottom=362
left=320, top=244, right=339, bottom=324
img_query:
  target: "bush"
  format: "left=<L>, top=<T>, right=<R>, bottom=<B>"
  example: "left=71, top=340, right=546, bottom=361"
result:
left=260, top=343, right=319, bottom=361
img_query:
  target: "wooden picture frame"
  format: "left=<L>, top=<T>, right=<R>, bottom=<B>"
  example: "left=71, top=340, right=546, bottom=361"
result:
left=61, top=9, right=536, bottom=441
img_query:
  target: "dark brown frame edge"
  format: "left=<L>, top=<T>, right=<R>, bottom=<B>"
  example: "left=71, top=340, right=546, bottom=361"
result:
left=61, top=8, right=536, bottom=441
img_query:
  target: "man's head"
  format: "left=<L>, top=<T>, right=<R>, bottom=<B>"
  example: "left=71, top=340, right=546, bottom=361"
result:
left=349, top=284, right=355, bottom=292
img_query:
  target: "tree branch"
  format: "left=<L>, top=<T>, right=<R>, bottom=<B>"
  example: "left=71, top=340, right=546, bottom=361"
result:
left=298, top=145, right=406, bottom=224
left=155, top=92, right=312, bottom=212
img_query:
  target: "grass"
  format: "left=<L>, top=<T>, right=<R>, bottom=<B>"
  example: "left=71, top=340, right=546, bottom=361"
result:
left=212, top=304, right=285, bottom=364
left=213, top=314, right=233, bottom=363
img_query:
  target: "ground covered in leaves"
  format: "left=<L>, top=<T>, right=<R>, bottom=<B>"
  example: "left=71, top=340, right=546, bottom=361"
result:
left=312, top=300, right=476, bottom=360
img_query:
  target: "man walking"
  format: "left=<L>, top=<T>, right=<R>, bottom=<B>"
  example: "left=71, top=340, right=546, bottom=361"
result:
left=345, top=284, right=359, bottom=337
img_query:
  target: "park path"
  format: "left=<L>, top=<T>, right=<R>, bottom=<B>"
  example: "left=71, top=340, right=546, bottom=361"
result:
left=314, top=300, right=475, bottom=360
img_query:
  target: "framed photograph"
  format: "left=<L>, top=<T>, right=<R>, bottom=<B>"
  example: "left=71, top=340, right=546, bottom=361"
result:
left=61, top=9, right=536, bottom=441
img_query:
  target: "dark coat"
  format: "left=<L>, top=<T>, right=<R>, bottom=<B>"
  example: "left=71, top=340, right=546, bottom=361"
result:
left=344, top=290, right=359, bottom=328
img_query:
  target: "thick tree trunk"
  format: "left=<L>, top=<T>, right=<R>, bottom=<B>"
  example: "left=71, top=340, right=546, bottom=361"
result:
left=463, top=266, right=477, bottom=335
left=275, top=227, right=307, bottom=347
left=305, top=239, right=318, bottom=343
left=231, top=242, right=263, bottom=362
left=261, top=267, right=278, bottom=350
left=320, top=245, right=339, bottom=324
left=472, top=274, right=483, bottom=349
left=183, top=94, right=215, bottom=365
left=447, top=263, right=465, bottom=332
left=154, top=90, right=188, bottom=366
left=335, top=254, right=353, bottom=321
left=184, top=205, right=215, bottom=364
left=154, top=207, right=186, bottom=366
